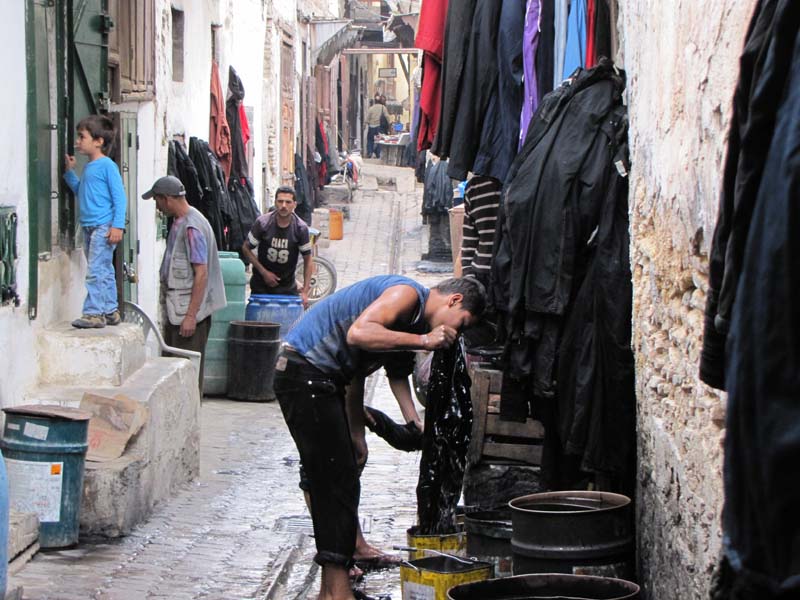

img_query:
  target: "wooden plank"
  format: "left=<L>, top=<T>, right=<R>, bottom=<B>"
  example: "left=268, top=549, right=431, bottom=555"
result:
left=487, top=370, right=503, bottom=394
left=482, top=441, right=543, bottom=465
left=485, top=415, right=545, bottom=439
left=467, top=369, right=490, bottom=466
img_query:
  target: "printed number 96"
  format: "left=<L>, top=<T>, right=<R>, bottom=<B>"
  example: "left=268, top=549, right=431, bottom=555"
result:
left=267, top=248, right=290, bottom=264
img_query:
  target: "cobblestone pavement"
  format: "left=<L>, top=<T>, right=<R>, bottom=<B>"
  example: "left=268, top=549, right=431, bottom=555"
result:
left=12, top=160, right=454, bottom=599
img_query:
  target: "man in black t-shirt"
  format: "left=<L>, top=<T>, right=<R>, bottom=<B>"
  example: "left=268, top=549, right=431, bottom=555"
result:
left=242, top=186, right=313, bottom=307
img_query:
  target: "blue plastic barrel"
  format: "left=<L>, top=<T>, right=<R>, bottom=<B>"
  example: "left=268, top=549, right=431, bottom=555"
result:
left=245, top=294, right=304, bottom=338
left=0, top=405, right=91, bottom=548
left=0, top=449, right=8, bottom=597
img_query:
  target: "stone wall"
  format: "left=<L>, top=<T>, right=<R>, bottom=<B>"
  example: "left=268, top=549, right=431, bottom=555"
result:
left=618, top=1, right=757, bottom=598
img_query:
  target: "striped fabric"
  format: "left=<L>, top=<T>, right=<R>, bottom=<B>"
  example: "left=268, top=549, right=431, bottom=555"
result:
left=461, top=176, right=502, bottom=281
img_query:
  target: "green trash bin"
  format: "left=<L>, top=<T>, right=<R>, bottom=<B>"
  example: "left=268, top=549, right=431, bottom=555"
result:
left=0, top=405, right=91, bottom=548
left=204, top=251, right=247, bottom=395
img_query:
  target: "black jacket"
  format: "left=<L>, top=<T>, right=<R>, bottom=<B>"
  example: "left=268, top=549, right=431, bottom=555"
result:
left=226, top=66, right=249, bottom=181
left=188, top=137, right=227, bottom=249
left=491, top=61, right=634, bottom=482
left=700, top=0, right=800, bottom=389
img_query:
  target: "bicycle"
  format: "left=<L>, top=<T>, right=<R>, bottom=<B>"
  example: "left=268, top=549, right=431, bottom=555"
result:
left=329, top=149, right=359, bottom=203
left=296, top=227, right=337, bottom=304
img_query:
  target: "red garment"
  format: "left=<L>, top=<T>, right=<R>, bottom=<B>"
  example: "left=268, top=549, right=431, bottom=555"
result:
left=416, top=0, right=448, bottom=151
left=586, top=0, right=597, bottom=68
left=209, top=61, right=232, bottom=175
left=418, top=53, right=442, bottom=151
left=238, top=103, right=251, bottom=147
left=415, top=0, right=448, bottom=59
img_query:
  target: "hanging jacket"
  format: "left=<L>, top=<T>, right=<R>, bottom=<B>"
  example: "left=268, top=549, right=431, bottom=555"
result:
left=422, top=159, right=453, bottom=216
left=294, top=151, right=313, bottom=225
left=227, top=177, right=260, bottom=255
left=226, top=66, right=248, bottom=181
left=188, top=137, right=227, bottom=250
left=168, top=140, right=204, bottom=214
left=700, top=0, right=799, bottom=390
left=209, top=61, right=231, bottom=178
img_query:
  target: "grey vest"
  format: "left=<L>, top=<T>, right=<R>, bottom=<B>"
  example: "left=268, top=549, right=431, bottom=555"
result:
left=163, top=207, right=227, bottom=326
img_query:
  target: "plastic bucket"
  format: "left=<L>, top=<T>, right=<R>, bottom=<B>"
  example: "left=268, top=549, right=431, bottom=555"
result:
left=226, top=321, right=281, bottom=401
left=401, top=555, right=492, bottom=600
left=329, top=208, right=344, bottom=240
left=448, top=573, right=640, bottom=599
left=0, top=405, right=91, bottom=548
left=245, top=294, right=304, bottom=338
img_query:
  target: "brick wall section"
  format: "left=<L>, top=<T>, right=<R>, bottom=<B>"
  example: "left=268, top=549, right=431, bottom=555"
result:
left=618, top=1, right=757, bottom=598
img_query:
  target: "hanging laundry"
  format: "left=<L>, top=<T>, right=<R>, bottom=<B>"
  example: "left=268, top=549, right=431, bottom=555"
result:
left=431, top=0, right=478, bottom=159
left=226, top=66, right=249, bottom=182
left=189, top=137, right=228, bottom=250
left=562, top=0, right=587, bottom=81
left=536, top=0, right=556, bottom=102
left=415, top=0, right=449, bottom=151
left=460, top=176, right=501, bottom=287
left=416, top=340, right=473, bottom=535
left=553, top=0, right=569, bottom=88
left=519, top=0, right=542, bottom=148
left=446, top=0, right=502, bottom=181
left=209, top=61, right=231, bottom=179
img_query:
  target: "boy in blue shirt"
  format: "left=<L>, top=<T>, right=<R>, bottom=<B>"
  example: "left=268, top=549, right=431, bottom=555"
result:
left=64, top=115, right=127, bottom=328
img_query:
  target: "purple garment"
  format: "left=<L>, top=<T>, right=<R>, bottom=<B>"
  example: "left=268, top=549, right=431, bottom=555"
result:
left=519, top=0, right=541, bottom=149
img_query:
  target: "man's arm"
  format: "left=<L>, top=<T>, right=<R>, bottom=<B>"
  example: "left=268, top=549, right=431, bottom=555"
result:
left=242, top=234, right=279, bottom=288
left=346, top=285, right=454, bottom=351
left=346, top=375, right=368, bottom=468
left=181, top=263, right=208, bottom=337
left=388, top=376, right=422, bottom=430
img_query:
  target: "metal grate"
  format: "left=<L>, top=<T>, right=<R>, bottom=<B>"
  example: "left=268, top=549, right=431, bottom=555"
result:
left=273, top=515, right=314, bottom=534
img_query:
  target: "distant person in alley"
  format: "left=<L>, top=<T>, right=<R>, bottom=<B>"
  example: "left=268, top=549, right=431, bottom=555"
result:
left=64, top=115, right=128, bottom=329
left=365, top=98, right=390, bottom=159
left=142, top=175, right=227, bottom=393
left=274, top=275, right=486, bottom=600
left=241, top=185, right=313, bottom=308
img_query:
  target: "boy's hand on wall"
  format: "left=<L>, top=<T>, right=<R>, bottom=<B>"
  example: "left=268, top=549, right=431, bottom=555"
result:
left=107, top=227, right=124, bottom=244
left=64, top=154, right=76, bottom=172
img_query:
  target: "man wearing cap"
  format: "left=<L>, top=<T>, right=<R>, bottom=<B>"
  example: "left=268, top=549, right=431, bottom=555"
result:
left=142, top=176, right=227, bottom=393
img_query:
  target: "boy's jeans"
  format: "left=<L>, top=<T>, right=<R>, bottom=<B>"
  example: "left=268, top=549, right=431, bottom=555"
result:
left=82, top=223, right=118, bottom=316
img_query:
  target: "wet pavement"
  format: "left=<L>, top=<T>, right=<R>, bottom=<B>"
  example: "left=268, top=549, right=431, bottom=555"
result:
left=12, top=160, right=453, bottom=599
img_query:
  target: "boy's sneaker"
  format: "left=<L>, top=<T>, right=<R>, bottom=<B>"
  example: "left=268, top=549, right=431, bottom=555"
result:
left=72, top=314, right=106, bottom=329
left=105, top=310, right=122, bottom=326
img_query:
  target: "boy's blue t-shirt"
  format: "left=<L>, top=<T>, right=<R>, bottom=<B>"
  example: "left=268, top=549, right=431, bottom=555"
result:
left=285, top=275, right=430, bottom=384
left=64, top=156, right=127, bottom=229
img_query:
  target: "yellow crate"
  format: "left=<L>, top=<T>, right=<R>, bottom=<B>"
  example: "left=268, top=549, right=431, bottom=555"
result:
left=407, top=526, right=466, bottom=561
left=400, top=555, right=493, bottom=600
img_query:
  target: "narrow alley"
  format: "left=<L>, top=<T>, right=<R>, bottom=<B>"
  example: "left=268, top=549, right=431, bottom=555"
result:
left=9, top=162, right=428, bottom=599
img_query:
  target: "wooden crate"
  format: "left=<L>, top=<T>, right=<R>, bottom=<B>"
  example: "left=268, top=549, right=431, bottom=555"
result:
left=468, top=365, right=544, bottom=466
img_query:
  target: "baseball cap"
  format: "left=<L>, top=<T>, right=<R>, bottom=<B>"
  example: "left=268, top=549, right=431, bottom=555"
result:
left=142, top=175, right=186, bottom=199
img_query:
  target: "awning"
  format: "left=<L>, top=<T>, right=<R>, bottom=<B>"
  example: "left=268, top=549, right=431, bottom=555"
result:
left=314, top=23, right=362, bottom=65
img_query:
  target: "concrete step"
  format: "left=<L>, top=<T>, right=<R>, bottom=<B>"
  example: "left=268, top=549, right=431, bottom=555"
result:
left=37, top=323, right=146, bottom=387
left=22, top=356, right=200, bottom=538
left=8, top=510, right=38, bottom=562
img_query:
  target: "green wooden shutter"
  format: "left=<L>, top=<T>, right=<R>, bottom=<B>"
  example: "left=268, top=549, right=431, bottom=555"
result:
left=71, top=0, right=110, bottom=119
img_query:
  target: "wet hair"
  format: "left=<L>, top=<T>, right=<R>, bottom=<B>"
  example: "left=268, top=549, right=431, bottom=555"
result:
left=433, top=277, right=487, bottom=317
left=76, top=114, right=115, bottom=153
left=274, top=185, right=296, bottom=201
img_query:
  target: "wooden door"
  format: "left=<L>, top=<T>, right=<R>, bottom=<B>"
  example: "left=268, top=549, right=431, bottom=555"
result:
left=280, top=38, right=294, bottom=184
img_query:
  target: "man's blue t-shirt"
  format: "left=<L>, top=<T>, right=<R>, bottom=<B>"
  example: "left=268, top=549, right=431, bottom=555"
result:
left=64, top=156, right=127, bottom=228
left=285, top=275, right=429, bottom=383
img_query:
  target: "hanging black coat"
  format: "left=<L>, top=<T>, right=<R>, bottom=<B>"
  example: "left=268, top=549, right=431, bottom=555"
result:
left=226, top=177, right=260, bottom=255
left=167, top=139, right=207, bottom=232
left=294, top=151, right=313, bottom=224
left=226, top=66, right=249, bottom=181
left=700, top=0, right=799, bottom=390
left=188, top=137, right=227, bottom=249
left=422, top=159, right=453, bottom=216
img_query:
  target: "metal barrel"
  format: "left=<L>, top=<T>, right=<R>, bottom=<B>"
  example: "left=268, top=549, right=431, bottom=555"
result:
left=510, top=491, right=634, bottom=580
left=448, top=573, right=640, bottom=599
left=226, top=321, right=282, bottom=401
left=0, top=406, right=91, bottom=548
left=464, top=510, right=513, bottom=579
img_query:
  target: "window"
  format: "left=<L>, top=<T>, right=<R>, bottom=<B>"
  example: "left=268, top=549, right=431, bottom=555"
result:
left=108, top=0, right=155, bottom=100
left=171, top=8, right=184, bottom=82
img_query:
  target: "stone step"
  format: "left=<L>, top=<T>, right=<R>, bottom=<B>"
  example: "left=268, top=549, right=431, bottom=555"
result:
left=8, top=510, right=38, bottom=563
left=21, top=356, right=200, bottom=538
left=36, top=323, right=146, bottom=387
